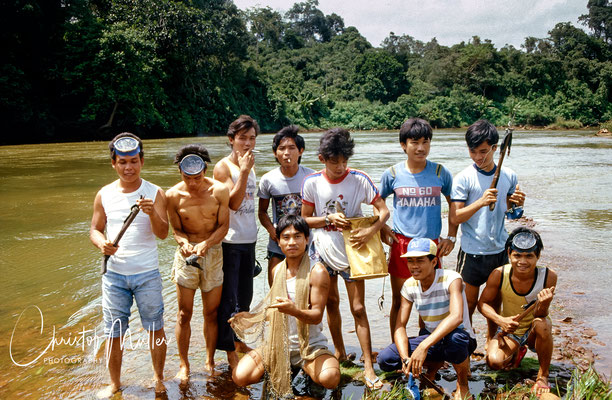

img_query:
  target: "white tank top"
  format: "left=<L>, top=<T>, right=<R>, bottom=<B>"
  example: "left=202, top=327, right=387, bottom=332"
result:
left=286, top=275, right=328, bottom=352
left=222, top=157, right=257, bottom=243
left=100, top=179, right=159, bottom=275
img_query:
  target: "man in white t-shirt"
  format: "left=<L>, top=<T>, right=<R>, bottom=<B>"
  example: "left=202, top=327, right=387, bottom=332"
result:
left=301, top=128, right=390, bottom=389
left=258, top=125, right=314, bottom=286
left=90, top=133, right=169, bottom=397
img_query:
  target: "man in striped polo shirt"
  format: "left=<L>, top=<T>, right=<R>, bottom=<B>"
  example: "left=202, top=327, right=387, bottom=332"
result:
left=377, top=238, right=476, bottom=400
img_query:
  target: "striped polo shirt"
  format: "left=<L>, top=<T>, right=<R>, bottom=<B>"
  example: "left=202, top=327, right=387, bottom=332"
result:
left=401, top=269, right=475, bottom=338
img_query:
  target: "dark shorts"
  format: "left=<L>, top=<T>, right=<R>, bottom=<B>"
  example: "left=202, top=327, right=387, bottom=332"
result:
left=389, top=233, right=441, bottom=279
left=266, top=250, right=285, bottom=261
left=456, top=248, right=508, bottom=287
left=377, top=328, right=477, bottom=371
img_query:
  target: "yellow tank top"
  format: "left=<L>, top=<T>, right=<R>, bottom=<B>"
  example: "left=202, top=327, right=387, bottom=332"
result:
left=500, top=264, right=548, bottom=336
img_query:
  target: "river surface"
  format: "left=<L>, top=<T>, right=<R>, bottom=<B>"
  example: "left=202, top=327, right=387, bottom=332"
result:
left=1, top=130, right=611, bottom=399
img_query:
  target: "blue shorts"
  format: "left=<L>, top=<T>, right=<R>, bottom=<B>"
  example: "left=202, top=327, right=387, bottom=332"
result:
left=102, top=269, right=164, bottom=338
left=377, top=328, right=477, bottom=371
left=325, top=265, right=354, bottom=282
left=497, top=327, right=534, bottom=350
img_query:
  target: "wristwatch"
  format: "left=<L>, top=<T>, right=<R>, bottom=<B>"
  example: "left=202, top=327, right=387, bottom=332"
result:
left=446, top=236, right=456, bottom=243
left=325, top=215, right=331, bottom=226
left=402, top=357, right=410, bottom=366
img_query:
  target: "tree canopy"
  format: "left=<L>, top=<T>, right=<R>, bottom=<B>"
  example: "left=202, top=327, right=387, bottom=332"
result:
left=1, top=0, right=610, bottom=144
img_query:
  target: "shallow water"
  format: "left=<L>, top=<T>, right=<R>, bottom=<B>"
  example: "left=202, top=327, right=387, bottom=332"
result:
left=1, top=130, right=611, bottom=399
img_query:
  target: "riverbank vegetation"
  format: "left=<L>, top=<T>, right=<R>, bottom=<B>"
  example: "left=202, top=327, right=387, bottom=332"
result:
left=2, top=0, right=611, bottom=144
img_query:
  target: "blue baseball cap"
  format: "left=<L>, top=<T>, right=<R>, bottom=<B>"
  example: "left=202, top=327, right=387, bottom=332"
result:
left=179, top=154, right=206, bottom=175
left=401, top=238, right=437, bottom=258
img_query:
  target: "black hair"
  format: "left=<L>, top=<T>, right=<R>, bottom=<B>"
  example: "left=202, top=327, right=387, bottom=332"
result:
left=318, top=128, right=354, bottom=160
left=227, top=115, right=260, bottom=139
left=174, top=144, right=212, bottom=167
left=109, top=132, right=143, bottom=160
left=399, top=118, right=433, bottom=143
left=276, top=215, right=310, bottom=239
left=465, top=119, right=499, bottom=149
left=505, top=227, right=544, bottom=257
left=272, top=125, right=305, bottom=164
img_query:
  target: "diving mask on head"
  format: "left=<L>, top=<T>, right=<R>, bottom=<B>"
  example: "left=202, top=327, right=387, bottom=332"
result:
left=112, top=137, right=140, bottom=157
left=179, top=154, right=206, bottom=175
left=511, top=231, right=537, bottom=253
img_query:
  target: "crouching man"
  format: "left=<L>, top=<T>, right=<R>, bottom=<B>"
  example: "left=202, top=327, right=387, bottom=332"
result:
left=478, top=227, right=556, bottom=398
left=231, top=215, right=340, bottom=397
left=377, top=238, right=476, bottom=400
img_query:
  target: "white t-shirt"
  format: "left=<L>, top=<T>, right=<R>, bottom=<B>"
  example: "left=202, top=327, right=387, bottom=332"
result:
left=257, top=165, right=314, bottom=254
left=450, top=164, right=517, bottom=255
left=301, top=168, right=380, bottom=271
left=100, top=179, right=159, bottom=275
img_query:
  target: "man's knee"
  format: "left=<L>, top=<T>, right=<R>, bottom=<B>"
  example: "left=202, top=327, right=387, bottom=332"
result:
left=177, top=308, right=193, bottom=325
left=317, top=366, right=340, bottom=389
left=533, top=318, right=552, bottom=339
left=377, top=344, right=401, bottom=372
left=203, top=307, right=218, bottom=323
left=486, top=350, right=507, bottom=370
left=327, top=292, right=340, bottom=310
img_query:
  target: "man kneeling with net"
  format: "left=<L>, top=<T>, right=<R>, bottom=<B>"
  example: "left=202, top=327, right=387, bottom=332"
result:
left=231, top=215, right=340, bottom=397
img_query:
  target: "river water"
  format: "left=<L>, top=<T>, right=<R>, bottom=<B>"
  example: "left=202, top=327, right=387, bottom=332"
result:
left=1, top=130, right=610, bottom=399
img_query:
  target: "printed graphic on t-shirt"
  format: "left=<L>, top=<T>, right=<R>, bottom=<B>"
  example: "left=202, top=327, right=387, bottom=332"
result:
left=322, top=196, right=347, bottom=232
left=394, top=186, right=442, bottom=207
left=272, top=193, right=302, bottom=219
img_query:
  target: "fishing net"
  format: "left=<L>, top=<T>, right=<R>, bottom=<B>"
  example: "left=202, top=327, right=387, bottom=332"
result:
left=230, top=254, right=331, bottom=399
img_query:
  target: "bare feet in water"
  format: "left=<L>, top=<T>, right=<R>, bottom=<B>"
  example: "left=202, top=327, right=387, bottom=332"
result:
left=154, top=379, right=166, bottom=395
left=175, top=365, right=190, bottom=382
left=203, top=362, right=222, bottom=377
left=454, top=383, right=473, bottom=400
left=96, top=383, right=120, bottom=399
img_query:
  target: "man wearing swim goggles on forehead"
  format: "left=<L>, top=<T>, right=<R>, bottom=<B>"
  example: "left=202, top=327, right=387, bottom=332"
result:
left=213, top=115, right=259, bottom=368
left=90, top=133, right=169, bottom=397
left=478, top=227, right=557, bottom=398
left=166, top=145, right=230, bottom=379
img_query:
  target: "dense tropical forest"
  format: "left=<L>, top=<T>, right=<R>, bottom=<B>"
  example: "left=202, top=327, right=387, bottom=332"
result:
left=2, top=0, right=611, bottom=144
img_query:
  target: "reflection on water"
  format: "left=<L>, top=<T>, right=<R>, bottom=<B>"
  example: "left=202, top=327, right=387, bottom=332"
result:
left=1, top=130, right=611, bottom=398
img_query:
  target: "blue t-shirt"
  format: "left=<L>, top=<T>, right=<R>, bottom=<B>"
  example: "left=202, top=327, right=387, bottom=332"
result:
left=450, top=164, right=517, bottom=255
left=380, top=160, right=453, bottom=239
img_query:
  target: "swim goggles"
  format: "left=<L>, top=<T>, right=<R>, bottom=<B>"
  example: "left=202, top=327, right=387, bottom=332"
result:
left=510, top=231, right=537, bottom=253
left=112, top=137, right=140, bottom=156
left=179, top=154, right=206, bottom=175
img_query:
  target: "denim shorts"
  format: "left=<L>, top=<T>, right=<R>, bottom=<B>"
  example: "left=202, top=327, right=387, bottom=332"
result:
left=102, top=269, right=164, bottom=338
left=497, top=327, right=534, bottom=350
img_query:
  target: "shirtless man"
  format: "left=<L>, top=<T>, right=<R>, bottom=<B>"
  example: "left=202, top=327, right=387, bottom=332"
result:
left=213, top=115, right=259, bottom=368
left=166, top=145, right=230, bottom=378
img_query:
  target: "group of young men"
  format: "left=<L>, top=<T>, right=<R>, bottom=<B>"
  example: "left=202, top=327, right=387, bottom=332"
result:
left=90, top=115, right=557, bottom=399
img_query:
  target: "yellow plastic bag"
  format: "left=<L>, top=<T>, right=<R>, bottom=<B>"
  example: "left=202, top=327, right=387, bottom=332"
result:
left=341, top=215, right=388, bottom=280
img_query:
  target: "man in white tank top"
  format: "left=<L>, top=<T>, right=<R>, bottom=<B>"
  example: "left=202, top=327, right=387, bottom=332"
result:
left=213, top=115, right=259, bottom=368
left=89, top=133, right=169, bottom=397
left=232, top=215, right=340, bottom=395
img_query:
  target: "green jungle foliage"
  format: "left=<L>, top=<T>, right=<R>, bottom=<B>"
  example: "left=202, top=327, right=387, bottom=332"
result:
left=1, top=0, right=611, bottom=143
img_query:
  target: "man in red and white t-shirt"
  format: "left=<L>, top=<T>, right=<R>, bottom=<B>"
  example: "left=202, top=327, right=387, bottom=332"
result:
left=301, top=128, right=390, bottom=389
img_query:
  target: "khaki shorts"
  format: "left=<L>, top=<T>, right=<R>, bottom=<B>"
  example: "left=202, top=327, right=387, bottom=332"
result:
left=171, top=244, right=223, bottom=292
